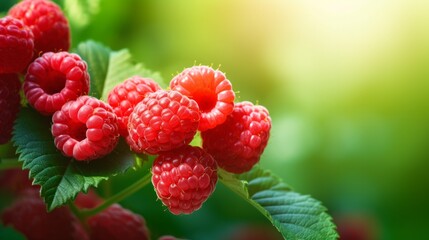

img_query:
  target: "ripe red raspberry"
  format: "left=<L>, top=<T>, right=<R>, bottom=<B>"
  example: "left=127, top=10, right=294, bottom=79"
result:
left=128, top=90, right=200, bottom=154
left=0, top=74, right=21, bottom=144
left=170, top=66, right=235, bottom=131
left=202, top=101, right=271, bottom=174
left=9, top=0, right=70, bottom=55
left=1, top=189, right=89, bottom=240
left=51, top=96, right=119, bottom=161
left=0, top=16, right=34, bottom=73
left=107, top=76, right=161, bottom=136
left=24, top=51, right=90, bottom=115
left=152, top=146, right=218, bottom=215
left=86, top=204, right=150, bottom=240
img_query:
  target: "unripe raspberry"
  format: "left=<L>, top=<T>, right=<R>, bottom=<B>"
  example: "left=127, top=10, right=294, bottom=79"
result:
left=51, top=96, right=119, bottom=161
left=24, top=51, right=90, bottom=115
left=1, top=189, right=89, bottom=240
left=0, top=16, right=34, bottom=73
left=9, top=0, right=71, bottom=55
left=152, top=146, right=218, bottom=215
left=170, top=66, right=235, bottom=131
left=107, top=76, right=161, bottom=136
left=202, top=101, right=271, bottom=174
left=128, top=90, right=200, bottom=155
left=0, top=73, right=21, bottom=144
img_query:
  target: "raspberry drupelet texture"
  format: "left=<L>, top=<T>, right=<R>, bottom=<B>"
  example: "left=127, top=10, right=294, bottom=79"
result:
left=24, top=51, right=90, bottom=115
left=107, top=76, right=161, bottom=137
left=152, top=146, right=218, bottom=215
left=0, top=17, right=34, bottom=73
left=170, top=66, right=235, bottom=131
left=9, top=0, right=71, bottom=56
left=128, top=90, right=200, bottom=155
left=1, top=189, right=89, bottom=240
left=0, top=74, right=21, bottom=144
left=51, top=96, right=119, bottom=161
left=202, top=101, right=271, bottom=174
left=87, top=204, right=150, bottom=240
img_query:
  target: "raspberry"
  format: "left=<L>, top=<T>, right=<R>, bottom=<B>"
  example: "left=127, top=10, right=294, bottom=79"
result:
left=170, top=66, right=235, bottom=131
left=128, top=90, right=200, bottom=155
left=1, top=189, right=89, bottom=240
left=152, top=146, right=218, bottom=215
left=0, top=74, right=21, bottom=144
left=201, top=101, right=271, bottom=174
left=107, top=76, right=161, bottom=136
left=51, top=96, right=119, bottom=161
left=24, top=51, right=90, bottom=115
left=9, top=0, right=71, bottom=55
left=0, top=169, right=34, bottom=196
left=0, top=16, right=34, bottom=73
left=74, top=189, right=103, bottom=209
left=87, top=204, right=150, bottom=240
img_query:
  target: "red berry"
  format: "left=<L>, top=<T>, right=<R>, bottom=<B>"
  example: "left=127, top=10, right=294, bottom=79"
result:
left=170, top=66, right=235, bottom=131
left=0, top=17, right=34, bottom=73
left=152, top=146, right=218, bottom=215
left=87, top=204, right=150, bottom=240
left=51, top=96, right=119, bottom=161
left=107, top=76, right=161, bottom=136
left=128, top=90, right=200, bottom=154
left=24, top=51, right=90, bottom=115
left=0, top=169, right=34, bottom=196
left=0, top=74, right=21, bottom=144
left=1, top=189, right=89, bottom=240
left=74, top=189, right=103, bottom=209
left=9, top=0, right=71, bottom=55
left=202, top=101, right=271, bottom=174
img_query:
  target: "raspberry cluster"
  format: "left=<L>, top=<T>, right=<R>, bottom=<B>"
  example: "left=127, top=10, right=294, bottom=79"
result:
left=1, top=2, right=273, bottom=238
left=103, top=65, right=271, bottom=215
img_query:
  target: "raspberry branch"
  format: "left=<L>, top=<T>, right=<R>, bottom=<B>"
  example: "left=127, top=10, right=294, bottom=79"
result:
left=76, top=171, right=152, bottom=219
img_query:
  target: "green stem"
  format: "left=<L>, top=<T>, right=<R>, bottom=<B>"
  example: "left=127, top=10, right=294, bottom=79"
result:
left=218, top=170, right=273, bottom=223
left=69, top=202, right=84, bottom=220
left=0, top=158, right=21, bottom=170
left=79, top=171, right=152, bottom=218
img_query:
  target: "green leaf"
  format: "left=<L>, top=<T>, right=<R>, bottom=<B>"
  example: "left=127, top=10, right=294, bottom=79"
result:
left=75, top=40, right=164, bottom=100
left=74, top=40, right=110, bottom=99
left=12, top=108, right=135, bottom=211
left=219, top=166, right=338, bottom=240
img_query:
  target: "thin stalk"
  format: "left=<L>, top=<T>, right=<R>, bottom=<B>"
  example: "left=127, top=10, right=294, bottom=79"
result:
left=0, top=158, right=21, bottom=170
left=79, top=171, right=152, bottom=218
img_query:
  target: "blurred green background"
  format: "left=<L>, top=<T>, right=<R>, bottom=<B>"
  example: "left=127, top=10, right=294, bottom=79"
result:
left=3, top=0, right=429, bottom=239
